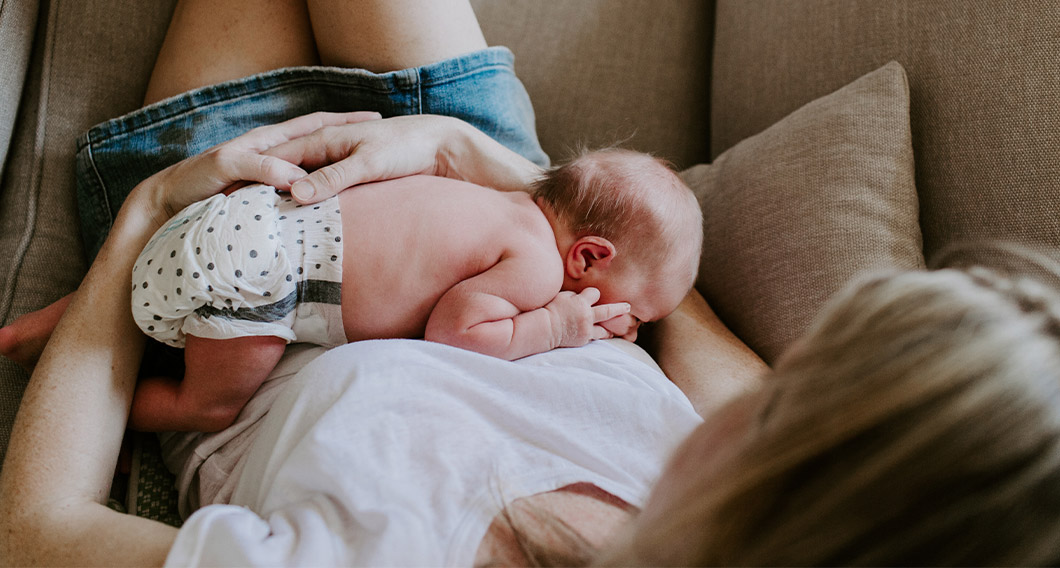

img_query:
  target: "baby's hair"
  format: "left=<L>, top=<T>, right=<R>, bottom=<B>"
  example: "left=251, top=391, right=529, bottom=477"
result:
left=530, top=147, right=702, bottom=279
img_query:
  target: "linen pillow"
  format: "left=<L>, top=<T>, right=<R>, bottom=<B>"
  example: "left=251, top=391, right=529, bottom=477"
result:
left=682, top=61, right=923, bottom=364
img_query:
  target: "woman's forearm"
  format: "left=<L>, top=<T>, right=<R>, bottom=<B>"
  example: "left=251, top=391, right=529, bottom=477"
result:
left=1, top=192, right=179, bottom=564
left=642, top=289, right=769, bottom=418
left=0, top=189, right=177, bottom=566
left=272, top=114, right=546, bottom=203
left=436, top=115, right=545, bottom=192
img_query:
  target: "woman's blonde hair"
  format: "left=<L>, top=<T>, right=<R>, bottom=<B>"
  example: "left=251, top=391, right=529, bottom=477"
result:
left=604, top=243, right=1060, bottom=565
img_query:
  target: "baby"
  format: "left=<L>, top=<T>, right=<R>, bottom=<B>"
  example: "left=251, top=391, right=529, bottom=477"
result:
left=3, top=148, right=703, bottom=432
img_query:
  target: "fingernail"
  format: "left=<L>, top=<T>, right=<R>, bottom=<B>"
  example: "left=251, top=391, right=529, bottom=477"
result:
left=291, top=181, right=314, bottom=201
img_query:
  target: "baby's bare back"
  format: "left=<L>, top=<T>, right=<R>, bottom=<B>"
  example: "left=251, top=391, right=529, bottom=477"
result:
left=335, top=175, right=561, bottom=341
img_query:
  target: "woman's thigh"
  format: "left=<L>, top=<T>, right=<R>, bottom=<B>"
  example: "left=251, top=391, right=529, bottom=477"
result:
left=307, top=0, right=487, bottom=72
left=143, top=0, right=319, bottom=105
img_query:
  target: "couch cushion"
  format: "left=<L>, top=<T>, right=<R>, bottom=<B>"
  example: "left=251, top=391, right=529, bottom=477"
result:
left=683, top=62, right=924, bottom=363
left=711, top=0, right=1060, bottom=262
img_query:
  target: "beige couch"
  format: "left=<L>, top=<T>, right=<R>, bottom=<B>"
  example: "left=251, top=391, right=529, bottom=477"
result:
left=1, top=0, right=1058, bottom=516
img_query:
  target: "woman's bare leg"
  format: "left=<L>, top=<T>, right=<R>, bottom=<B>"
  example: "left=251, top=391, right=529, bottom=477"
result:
left=307, top=0, right=487, bottom=72
left=144, top=0, right=320, bottom=105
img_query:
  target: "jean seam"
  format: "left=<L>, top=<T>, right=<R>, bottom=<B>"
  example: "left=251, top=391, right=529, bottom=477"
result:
left=82, top=133, right=113, bottom=257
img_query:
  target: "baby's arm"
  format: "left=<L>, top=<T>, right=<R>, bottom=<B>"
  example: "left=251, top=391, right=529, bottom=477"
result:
left=425, top=257, right=629, bottom=360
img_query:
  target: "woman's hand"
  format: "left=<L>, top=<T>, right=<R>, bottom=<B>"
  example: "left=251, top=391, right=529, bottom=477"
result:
left=140, top=111, right=382, bottom=220
left=262, top=114, right=545, bottom=203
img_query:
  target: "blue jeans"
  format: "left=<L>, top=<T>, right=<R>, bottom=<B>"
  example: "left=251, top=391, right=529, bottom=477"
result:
left=75, top=46, right=548, bottom=260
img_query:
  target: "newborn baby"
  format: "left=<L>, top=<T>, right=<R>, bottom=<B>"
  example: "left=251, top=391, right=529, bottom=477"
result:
left=126, top=148, right=703, bottom=431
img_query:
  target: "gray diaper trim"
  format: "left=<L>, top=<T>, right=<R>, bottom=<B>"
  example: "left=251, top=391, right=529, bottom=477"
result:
left=193, top=279, right=341, bottom=323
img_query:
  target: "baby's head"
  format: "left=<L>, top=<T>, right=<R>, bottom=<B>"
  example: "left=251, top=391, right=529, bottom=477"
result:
left=531, top=147, right=703, bottom=340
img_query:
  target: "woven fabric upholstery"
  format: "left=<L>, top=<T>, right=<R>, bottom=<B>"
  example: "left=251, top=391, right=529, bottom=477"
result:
left=684, top=63, right=924, bottom=363
left=711, top=0, right=1060, bottom=261
left=0, top=0, right=37, bottom=177
left=473, top=0, right=713, bottom=169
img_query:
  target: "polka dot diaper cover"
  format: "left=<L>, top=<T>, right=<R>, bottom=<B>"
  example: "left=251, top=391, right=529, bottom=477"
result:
left=131, top=184, right=346, bottom=348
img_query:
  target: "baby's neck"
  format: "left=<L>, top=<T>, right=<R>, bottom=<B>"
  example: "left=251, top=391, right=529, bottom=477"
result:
left=535, top=198, right=575, bottom=260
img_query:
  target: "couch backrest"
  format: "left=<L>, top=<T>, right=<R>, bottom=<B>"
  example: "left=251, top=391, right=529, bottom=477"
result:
left=711, top=0, right=1060, bottom=262
left=473, top=0, right=713, bottom=169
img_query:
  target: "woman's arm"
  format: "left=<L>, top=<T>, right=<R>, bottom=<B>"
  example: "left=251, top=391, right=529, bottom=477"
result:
left=0, top=188, right=179, bottom=566
left=641, top=289, right=769, bottom=418
left=0, top=111, right=379, bottom=566
left=264, top=114, right=546, bottom=203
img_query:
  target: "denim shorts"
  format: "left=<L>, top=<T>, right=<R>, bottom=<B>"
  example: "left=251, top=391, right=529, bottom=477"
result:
left=75, top=46, right=548, bottom=260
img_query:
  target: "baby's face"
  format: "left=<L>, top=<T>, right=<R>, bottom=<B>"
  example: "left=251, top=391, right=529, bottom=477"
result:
left=595, top=259, right=692, bottom=342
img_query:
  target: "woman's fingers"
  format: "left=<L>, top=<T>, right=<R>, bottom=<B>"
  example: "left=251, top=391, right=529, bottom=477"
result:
left=233, top=111, right=383, bottom=153
left=266, top=114, right=464, bottom=204
left=273, top=119, right=433, bottom=203
left=224, top=152, right=308, bottom=191
left=141, top=112, right=385, bottom=220
left=151, top=150, right=299, bottom=216
left=289, top=157, right=393, bottom=203
left=262, top=113, right=540, bottom=204
left=265, top=127, right=387, bottom=203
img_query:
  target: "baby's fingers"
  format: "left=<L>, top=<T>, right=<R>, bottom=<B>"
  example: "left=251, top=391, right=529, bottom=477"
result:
left=592, top=325, right=614, bottom=340
left=592, top=301, right=631, bottom=323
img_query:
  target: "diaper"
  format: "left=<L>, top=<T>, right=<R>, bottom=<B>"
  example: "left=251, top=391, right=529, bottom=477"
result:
left=131, top=184, right=346, bottom=348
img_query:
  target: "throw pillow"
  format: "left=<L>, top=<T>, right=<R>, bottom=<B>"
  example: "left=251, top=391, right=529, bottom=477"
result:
left=682, top=61, right=924, bottom=364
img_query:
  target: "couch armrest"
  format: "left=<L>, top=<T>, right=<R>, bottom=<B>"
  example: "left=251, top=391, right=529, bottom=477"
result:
left=0, top=0, right=39, bottom=179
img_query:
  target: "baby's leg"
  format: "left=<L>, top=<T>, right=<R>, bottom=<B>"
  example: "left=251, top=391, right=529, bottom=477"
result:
left=143, top=0, right=319, bottom=105
left=129, top=334, right=286, bottom=432
left=0, top=293, right=74, bottom=371
left=307, top=0, right=487, bottom=72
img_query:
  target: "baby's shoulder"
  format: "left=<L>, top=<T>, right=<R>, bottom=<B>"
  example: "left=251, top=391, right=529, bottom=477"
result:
left=500, top=216, right=563, bottom=283
left=494, top=191, right=551, bottom=233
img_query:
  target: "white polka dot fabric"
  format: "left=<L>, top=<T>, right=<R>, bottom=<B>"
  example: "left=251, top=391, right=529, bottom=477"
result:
left=131, top=184, right=345, bottom=348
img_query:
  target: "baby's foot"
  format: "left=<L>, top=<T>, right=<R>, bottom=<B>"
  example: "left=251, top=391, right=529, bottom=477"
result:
left=0, top=293, right=73, bottom=372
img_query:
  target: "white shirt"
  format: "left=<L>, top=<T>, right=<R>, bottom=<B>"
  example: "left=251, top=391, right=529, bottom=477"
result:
left=165, top=339, right=702, bottom=567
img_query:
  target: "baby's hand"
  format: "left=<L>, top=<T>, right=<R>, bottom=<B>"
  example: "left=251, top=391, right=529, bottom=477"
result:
left=599, top=313, right=642, bottom=342
left=544, top=287, right=631, bottom=348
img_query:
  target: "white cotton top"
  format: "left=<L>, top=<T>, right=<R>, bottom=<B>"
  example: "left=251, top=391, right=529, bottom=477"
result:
left=165, top=339, right=703, bottom=567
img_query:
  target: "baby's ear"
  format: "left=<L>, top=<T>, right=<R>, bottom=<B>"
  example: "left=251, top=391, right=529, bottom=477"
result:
left=566, top=236, right=617, bottom=278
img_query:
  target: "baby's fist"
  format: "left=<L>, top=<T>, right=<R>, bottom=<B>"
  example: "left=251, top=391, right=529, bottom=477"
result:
left=544, top=288, right=630, bottom=348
